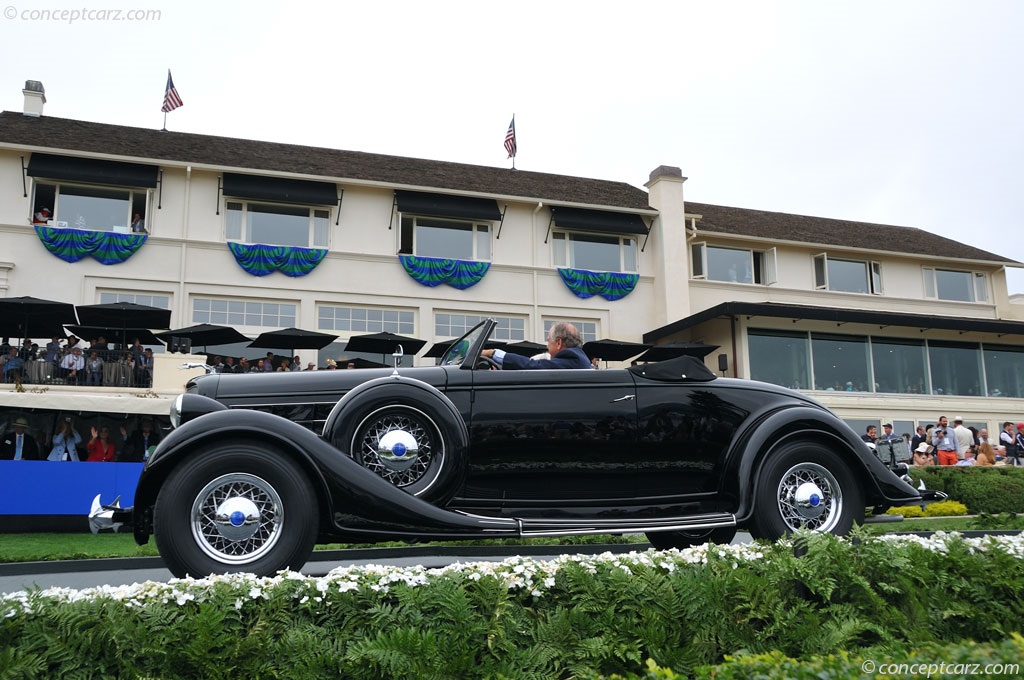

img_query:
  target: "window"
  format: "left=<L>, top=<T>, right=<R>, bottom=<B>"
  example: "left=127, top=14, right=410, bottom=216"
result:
left=318, top=306, right=415, bottom=334
left=544, top=319, right=598, bottom=344
left=811, top=333, right=870, bottom=392
left=33, top=182, right=147, bottom=233
left=748, top=330, right=810, bottom=390
left=813, top=254, right=882, bottom=294
left=928, top=341, right=983, bottom=396
left=871, top=337, right=928, bottom=394
left=99, top=292, right=170, bottom=309
left=436, top=313, right=525, bottom=341
left=691, top=243, right=776, bottom=285
left=982, top=344, right=1024, bottom=398
left=923, top=267, right=988, bottom=302
left=552, top=232, right=636, bottom=273
left=398, top=216, right=490, bottom=260
left=193, top=298, right=296, bottom=327
left=226, top=201, right=329, bottom=248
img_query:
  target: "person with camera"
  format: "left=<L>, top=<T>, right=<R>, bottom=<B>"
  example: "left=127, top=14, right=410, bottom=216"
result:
left=932, top=416, right=959, bottom=466
left=48, top=416, right=82, bottom=461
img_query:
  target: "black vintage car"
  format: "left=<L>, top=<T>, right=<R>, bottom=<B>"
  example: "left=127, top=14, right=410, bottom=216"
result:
left=92, top=319, right=925, bottom=577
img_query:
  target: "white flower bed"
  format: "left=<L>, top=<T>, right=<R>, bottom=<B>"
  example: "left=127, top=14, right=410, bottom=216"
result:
left=3, top=532, right=1022, bottom=619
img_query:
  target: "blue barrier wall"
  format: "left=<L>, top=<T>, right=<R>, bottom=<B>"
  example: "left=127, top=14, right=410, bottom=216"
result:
left=0, top=461, right=143, bottom=515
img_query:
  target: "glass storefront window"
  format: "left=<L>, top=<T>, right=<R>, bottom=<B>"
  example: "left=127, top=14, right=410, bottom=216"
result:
left=983, top=344, right=1024, bottom=398
left=749, top=330, right=809, bottom=390
left=811, top=333, right=869, bottom=392
left=871, top=337, right=928, bottom=394
left=928, top=341, right=983, bottom=396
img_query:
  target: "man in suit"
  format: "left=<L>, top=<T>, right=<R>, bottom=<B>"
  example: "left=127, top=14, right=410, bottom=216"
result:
left=0, top=417, right=41, bottom=460
left=480, top=322, right=591, bottom=370
left=118, top=418, right=162, bottom=462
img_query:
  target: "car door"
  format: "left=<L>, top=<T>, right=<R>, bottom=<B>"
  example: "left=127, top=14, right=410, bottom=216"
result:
left=463, top=367, right=639, bottom=507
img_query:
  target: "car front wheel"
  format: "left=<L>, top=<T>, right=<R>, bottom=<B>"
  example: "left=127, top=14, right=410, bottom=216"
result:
left=747, top=441, right=864, bottom=540
left=154, top=442, right=317, bottom=578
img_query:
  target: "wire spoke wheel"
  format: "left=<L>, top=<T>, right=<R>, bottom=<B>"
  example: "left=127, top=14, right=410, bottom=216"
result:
left=353, top=406, right=443, bottom=489
left=190, top=472, right=284, bottom=565
left=775, top=462, right=843, bottom=533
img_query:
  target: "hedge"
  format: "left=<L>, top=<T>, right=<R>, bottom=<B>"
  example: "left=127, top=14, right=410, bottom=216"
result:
left=908, top=466, right=1024, bottom=514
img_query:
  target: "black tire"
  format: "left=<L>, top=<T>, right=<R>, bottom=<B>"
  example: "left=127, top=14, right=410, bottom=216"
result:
left=154, top=441, right=317, bottom=578
left=339, top=400, right=464, bottom=503
left=646, top=527, right=737, bottom=551
left=747, top=441, right=864, bottom=540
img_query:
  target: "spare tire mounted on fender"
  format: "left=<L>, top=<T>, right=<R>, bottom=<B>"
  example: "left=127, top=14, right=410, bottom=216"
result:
left=325, top=378, right=468, bottom=504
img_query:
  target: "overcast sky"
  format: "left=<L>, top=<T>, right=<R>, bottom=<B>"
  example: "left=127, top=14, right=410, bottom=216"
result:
left=3, top=0, right=1022, bottom=292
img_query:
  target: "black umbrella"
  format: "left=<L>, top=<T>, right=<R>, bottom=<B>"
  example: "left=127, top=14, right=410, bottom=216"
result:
left=0, top=296, right=77, bottom=341
left=344, top=332, right=427, bottom=362
left=503, top=340, right=546, bottom=357
left=248, top=327, right=339, bottom=351
left=582, top=338, right=650, bottom=362
left=155, top=324, right=250, bottom=351
left=66, top=325, right=165, bottom=347
left=636, top=342, right=719, bottom=362
left=76, top=302, right=171, bottom=348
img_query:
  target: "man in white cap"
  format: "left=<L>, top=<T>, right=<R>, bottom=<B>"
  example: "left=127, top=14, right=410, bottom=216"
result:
left=0, top=417, right=41, bottom=460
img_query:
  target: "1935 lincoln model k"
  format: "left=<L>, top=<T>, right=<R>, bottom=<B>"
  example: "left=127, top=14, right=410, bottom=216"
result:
left=91, top=319, right=928, bottom=577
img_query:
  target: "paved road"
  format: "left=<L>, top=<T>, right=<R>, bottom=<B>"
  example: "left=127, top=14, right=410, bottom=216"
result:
left=0, top=535, right=755, bottom=595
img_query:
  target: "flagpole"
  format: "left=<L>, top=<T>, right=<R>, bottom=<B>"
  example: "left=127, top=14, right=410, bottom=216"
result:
left=162, top=111, right=167, bottom=132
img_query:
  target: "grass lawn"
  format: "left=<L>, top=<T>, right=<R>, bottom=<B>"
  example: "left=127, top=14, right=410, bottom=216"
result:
left=2, top=514, right=1020, bottom=563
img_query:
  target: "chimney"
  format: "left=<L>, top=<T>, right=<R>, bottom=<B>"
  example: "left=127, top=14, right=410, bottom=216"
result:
left=23, top=80, right=46, bottom=117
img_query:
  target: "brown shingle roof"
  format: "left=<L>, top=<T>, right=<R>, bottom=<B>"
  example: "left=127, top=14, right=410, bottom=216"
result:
left=0, top=112, right=652, bottom=211
left=686, top=201, right=1016, bottom=265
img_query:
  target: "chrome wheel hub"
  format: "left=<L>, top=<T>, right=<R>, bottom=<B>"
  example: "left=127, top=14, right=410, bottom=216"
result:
left=776, top=462, right=843, bottom=532
left=191, top=473, right=283, bottom=565
left=355, top=407, right=440, bottom=488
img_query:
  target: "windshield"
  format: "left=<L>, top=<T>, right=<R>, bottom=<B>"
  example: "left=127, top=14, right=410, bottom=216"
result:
left=440, top=320, right=490, bottom=366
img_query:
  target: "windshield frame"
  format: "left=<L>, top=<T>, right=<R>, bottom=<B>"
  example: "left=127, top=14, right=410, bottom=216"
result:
left=439, top=318, right=495, bottom=368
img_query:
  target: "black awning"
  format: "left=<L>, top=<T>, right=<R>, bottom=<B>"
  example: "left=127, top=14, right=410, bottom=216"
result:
left=550, top=206, right=648, bottom=235
left=27, top=153, right=158, bottom=188
left=395, top=190, right=502, bottom=221
left=222, top=173, right=337, bottom=206
left=644, top=301, right=1024, bottom=343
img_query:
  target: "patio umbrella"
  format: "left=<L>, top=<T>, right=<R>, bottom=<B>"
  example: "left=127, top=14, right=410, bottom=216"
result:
left=582, top=338, right=650, bottom=362
left=65, top=325, right=166, bottom=347
left=75, top=302, right=171, bottom=348
left=155, top=324, right=251, bottom=352
left=248, top=327, right=339, bottom=351
left=344, top=331, right=427, bottom=362
left=502, top=340, right=546, bottom=357
left=0, top=296, right=77, bottom=341
left=636, top=342, right=719, bottom=363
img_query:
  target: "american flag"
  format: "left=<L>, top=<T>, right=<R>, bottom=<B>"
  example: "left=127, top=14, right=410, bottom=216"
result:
left=161, top=70, right=183, bottom=113
left=504, top=116, right=517, bottom=158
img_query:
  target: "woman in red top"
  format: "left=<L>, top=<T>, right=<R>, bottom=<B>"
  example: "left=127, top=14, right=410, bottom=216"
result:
left=86, top=425, right=116, bottom=462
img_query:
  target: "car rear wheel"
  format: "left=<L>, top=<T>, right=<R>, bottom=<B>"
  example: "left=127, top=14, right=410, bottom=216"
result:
left=646, top=527, right=737, bottom=550
left=747, top=441, right=864, bottom=540
left=154, top=442, right=317, bottom=578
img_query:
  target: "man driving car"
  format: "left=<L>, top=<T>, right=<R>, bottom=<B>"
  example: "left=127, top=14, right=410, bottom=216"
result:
left=481, top=322, right=591, bottom=370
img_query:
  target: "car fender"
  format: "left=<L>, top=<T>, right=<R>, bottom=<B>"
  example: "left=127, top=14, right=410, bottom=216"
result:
left=322, top=375, right=470, bottom=504
left=726, top=405, right=920, bottom=522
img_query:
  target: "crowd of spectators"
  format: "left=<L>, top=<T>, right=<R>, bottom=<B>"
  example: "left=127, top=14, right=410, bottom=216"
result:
left=0, top=335, right=154, bottom=387
left=862, top=414, right=1024, bottom=467
left=1, top=414, right=163, bottom=462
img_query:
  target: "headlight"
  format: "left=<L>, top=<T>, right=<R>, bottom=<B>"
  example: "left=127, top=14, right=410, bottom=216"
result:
left=169, top=393, right=227, bottom=428
left=170, top=393, right=185, bottom=429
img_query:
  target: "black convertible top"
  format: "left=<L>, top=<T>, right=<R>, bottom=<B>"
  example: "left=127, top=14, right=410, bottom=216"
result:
left=627, top=355, right=717, bottom=382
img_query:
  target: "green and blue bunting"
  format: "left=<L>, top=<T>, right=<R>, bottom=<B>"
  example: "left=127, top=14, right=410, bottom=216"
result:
left=399, top=255, right=490, bottom=290
left=558, top=267, right=638, bottom=301
left=228, top=242, right=327, bottom=277
left=35, top=226, right=147, bottom=265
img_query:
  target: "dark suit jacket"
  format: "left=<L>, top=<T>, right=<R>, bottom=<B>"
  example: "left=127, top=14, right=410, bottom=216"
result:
left=119, top=428, right=161, bottom=462
left=500, top=346, right=592, bottom=370
left=0, top=431, right=41, bottom=460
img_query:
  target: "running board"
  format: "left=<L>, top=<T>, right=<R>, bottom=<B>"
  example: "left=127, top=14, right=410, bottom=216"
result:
left=510, top=512, right=737, bottom=537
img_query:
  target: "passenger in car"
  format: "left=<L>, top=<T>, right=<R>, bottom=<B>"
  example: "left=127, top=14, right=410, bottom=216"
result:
left=481, top=322, right=591, bottom=370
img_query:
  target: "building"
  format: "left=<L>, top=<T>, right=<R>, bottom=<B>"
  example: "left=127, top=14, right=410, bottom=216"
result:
left=2, top=80, right=1023, bottom=438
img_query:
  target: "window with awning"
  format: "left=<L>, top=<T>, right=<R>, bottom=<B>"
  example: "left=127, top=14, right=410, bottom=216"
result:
left=395, top=190, right=501, bottom=222
left=27, top=153, right=159, bottom=188
left=550, top=206, right=648, bottom=236
left=222, top=173, right=337, bottom=206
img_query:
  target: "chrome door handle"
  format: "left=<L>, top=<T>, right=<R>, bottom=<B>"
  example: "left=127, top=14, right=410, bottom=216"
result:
left=611, top=394, right=635, bottom=402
